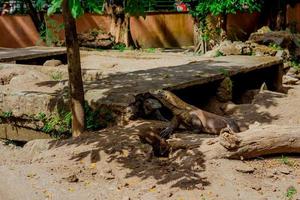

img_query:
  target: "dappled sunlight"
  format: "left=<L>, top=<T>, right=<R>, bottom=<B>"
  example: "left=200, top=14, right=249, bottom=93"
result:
left=47, top=120, right=210, bottom=189
left=0, top=16, right=41, bottom=48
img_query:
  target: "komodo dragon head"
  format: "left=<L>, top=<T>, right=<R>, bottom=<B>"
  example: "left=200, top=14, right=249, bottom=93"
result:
left=149, top=89, right=195, bottom=111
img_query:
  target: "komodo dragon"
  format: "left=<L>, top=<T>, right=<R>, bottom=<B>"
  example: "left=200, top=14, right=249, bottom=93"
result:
left=149, top=89, right=240, bottom=138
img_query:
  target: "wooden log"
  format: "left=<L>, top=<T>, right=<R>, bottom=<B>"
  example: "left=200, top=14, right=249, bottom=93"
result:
left=191, top=125, right=300, bottom=160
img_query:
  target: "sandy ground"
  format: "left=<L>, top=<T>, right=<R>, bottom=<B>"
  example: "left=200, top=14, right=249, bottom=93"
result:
left=1, top=51, right=300, bottom=200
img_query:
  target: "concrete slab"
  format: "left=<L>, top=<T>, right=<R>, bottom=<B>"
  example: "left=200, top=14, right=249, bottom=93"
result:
left=0, top=46, right=66, bottom=63
left=0, top=54, right=283, bottom=128
left=84, top=55, right=283, bottom=108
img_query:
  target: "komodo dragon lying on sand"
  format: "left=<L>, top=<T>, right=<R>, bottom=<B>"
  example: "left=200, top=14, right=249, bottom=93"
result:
left=149, top=89, right=240, bottom=138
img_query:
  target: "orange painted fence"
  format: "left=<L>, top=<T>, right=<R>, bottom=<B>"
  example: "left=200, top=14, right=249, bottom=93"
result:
left=0, top=6, right=300, bottom=48
left=47, top=13, right=111, bottom=41
left=0, top=15, right=41, bottom=48
left=130, top=12, right=194, bottom=48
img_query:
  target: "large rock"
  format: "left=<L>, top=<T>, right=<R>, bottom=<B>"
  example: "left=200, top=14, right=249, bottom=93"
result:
left=0, top=68, right=26, bottom=85
left=249, top=30, right=293, bottom=48
left=78, top=30, right=114, bottom=49
left=219, top=40, right=242, bottom=55
left=43, top=59, right=62, bottom=67
left=283, top=75, right=299, bottom=85
left=251, top=43, right=277, bottom=56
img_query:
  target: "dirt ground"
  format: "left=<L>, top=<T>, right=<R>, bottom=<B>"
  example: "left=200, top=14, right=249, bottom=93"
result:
left=1, top=52, right=300, bottom=200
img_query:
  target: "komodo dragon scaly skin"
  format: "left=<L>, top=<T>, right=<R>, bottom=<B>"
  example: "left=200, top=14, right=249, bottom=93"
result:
left=149, top=89, right=240, bottom=138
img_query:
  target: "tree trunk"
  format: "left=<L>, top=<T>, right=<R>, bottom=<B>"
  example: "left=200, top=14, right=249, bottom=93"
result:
left=194, top=19, right=207, bottom=54
left=169, top=125, right=300, bottom=160
left=261, top=0, right=287, bottom=31
left=105, top=1, right=133, bottom=47
left=24, top=0, right=43, bottom=32
left=220, top=13, right=227, bottom=41
left=62, top=0, right=85, bottom=137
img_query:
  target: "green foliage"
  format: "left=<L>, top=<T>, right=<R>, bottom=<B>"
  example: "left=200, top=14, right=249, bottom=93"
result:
left=84, top=103, right=101, bottom=130
left=269, top=43, right=283, bottom=50
left=191, top=0, right=261, bottom=20
left=36, top=103, right=114, bottom=137
left=286, top=186, right=297, bottom=200
left=112, top=43, right=126, bottom=52
left=47, top=0, right=63, bottom=15
left=218, top=67, right=230, bottom=77
left=69, top=0, right=84, bottom=18
left=280, top=155, right=294, bottom=167
left=84, top=102, right=115, bottom=131
left=38, top=18, right=64, bottom=46
left=2, top=111, right=12, bottom=118
left=36, top=112, right=46, bottom=121
left=290, top=60, right=300, bottom=71
left=145, top=48, right=156, bottom=53
left=36, top=0, right=48, bottom=11
left=51, top=71, right=63, bottom=81
left=215, top=50, right=224, bottom=57
left=42, top=113, right=70, bottom=134
left=82, top=0, right=104, bottom=14
left=47, top=0, right=104, bottom=18
left=125, top=0, right=154, bottom=17
left=39, top=111, right=72, bottom=138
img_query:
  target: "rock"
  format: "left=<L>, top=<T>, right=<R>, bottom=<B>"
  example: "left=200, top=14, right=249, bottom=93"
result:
left=251, top=185, right=262, bottom=191
left=43, top=59, right=62, bottom=67
left=277, top=167, right=292, bottom=175
left=204, top=49, right=220, bottom=57
left=252, top=44, right=277, bottom=56
left=0, top=68, right=26, bottom=85
left=96, top=33, right=112, bottom=40
left=256, top=26, right=272, bottom=34
left=84, top=40, right=114, bottom=49
left=104, top=174, right=115, bottom=180
left=78, top=30, right=114, bottom=49
left=266, top=170, right=275, bottom=178
left=249, top=31, right=293, bottom=49
left=287, top=67, right=299, bottom=75
left=23, top=139, right=52, bottom=157
left=239, top=89, right=259, bottom=104
left=103, top=169, right=115, bottom=180
left=275, top=50, right=288, bottom=61
left=9, top=71, right=49, bottom=86
left=219, top=40, right=242, bottom=56
left=65, top=174, right=79, bottom=183
left=283, top=75, right=299, bottom=85
left=217, top=77, right=232, bottom=102
left=78, top=32, right=95, bottom=42
left=235, top=163, right=255, bottom=173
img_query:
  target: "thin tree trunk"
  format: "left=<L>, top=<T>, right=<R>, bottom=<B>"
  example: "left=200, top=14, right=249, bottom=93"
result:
left=62, top=0, right=85, bottom=137
left=24, top=0, right=43, bottom=31
left=220, top=13, right=227, bottom=41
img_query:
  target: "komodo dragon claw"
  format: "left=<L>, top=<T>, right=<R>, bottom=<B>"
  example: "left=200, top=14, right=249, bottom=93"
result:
left=160, top=127, right=174, bottom=139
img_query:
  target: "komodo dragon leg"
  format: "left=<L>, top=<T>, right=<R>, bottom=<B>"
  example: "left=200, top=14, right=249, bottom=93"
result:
left=160, top=117, right=180, bottom=139
left=153, top=110, right=168, bottom=122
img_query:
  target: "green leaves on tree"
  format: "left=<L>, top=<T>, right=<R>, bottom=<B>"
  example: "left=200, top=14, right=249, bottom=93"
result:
left=47, top=0, right=63, bottom=16
left=191, top=0, right=262, bottom=20
left=69, top=0, right=84, bottom=18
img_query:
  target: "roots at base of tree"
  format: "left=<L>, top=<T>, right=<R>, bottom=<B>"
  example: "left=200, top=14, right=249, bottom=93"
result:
left=140, top=125, right=300, bottom=160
